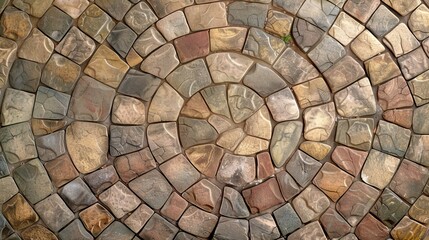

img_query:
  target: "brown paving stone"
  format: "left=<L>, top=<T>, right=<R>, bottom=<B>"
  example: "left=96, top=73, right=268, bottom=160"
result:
left=409, top=70, right=429, bottom=106
left=293, top=18, right=324, bottom=53
left=147, top=0, right=193, bottom=18
left=54, top=0, right=90, bottom=18
left=210, top=27, right=247, bottom=52
left=235, top=136, right=268, bottom=155
left=217, top=153, right=256, bottom=187
left=34, top=194, right=74, bottom=232
left=181, top=93, right=210, bottom=119
left=182, top=179, right=221, bottom=213
left=384, top=23, right=421, bottom=57
left=174, top=31, right=209, bottom=63
left=334, top=78, right=376, bottom=117
left=378, top=76, right=414, bottom=110
left=409, top=195, right=429, bottom=224
left=292, top=184, right=330, bottom=223
left=179, top=117, right=218, bottom=149
left=297, top=0, right=339, bottom=31
left=299, top=141, right=331, bottom=161
left=77, top=4, right=114, bottom=43
left=323, top=56, right=365, bottom=92
left=156, top=11, right=189, bottom=42
left=265, top=10, right=293, bottom=37
left=371, top=188, right=410, bottom=227
left=383, top=108, right=413, bottom=128
left=288, top=221, right=327, bottom=240
left=391, top=216, right=428, bottom=240
left=21, top=224, right=58, bottom=240
left=313, top=162, right=353, bottom=202
left=139, top=214, right=179, bottom=240
left=178, top=206, right=218, bottom=238
left=365, top=52, right=401, bottom=85
left=111, top=95, right=145, bottom=125
left=276, top=171, right=301, bottom=201
left=148, top=83, right=184, bottom=123
left=361, top=150, right=400, bottom=189
left=13, top=0, right=52, bottom=17
left=373, top=120, right=411, bottom=157
left=0, top=176, right=19, bottom=205
left=220, top=187, right=250, bottom=218
left=213, top=217, right=249, bottom=240
left=406, top=134, right=429, bottom=167
left=249, top=214, right=280, bottom=240
left=160, top=192, right=188, bottom=221
left=99, top=182, right=141, bottom=218
left=399, top=47, right=429, bottom=80
left=308, top=35, right=346, bottom=72
left=185, top=144, right=223, bottom=178
left=0, top=6, right=32, bottom=41
left=320, top=207, right=352, bottom=239
left=0, top=37, right=17, bottom=88
left=96, top=221, right=134, bottom=240
left=207, top=52, right=253, bottom=84
left=243, top=27, right=285, bottom=64
left=293, top=77, right=331, bottom=108
left=37, top=6, right=73, bottom=42
left=55, top=26, right=96, bottom=64
left=147, top=122, right=181, bottom=164
left=243, top=178, right=284, bottom=214
left=126, top=48, right=143, bottom=67
left=382, top=0, right=421, bottom=16
left=266, top=87, right=299, bottom=121
left=329, top=11, right=364, bottom=46
left=303, top=102, right=336, bottom=141
left=228, top=84, right=264, bottom=123
left=160, top=154, right=200, bottom=193
left=115, top=148, right=156, bottom=183
left=109, top=125, right=145, bottom=157
left=95, top=0, right=131, bottom=21
left=79, top=203, right=114, bottom=237
left=84, top=165, right=119, bottom=195
left=41, top=54, right=81, bottom=93
left=335, top=118, right=374, bottom=151
left=243, top=63, right=286, bottom=98
left=344, top=0, right=379, bottom=23
left=119, top=69, right=161, bottom=102
left=286, top=150, right=322, bottom=187
left=256, top=152, right=275, bottom=180
left=351, top=30, right=385, bottom=62
left=409, top=4, right=429, bottom=40
left=59, top=178, right=97, bottom=212
left=124, top=204, right=154, bottom=233
left=185, top=3, right=227, bottom=31
left=218, top=128, right=243, bottom=152
left=208, top=115, right=233, bottom=133
left=2, top=194, right=39, bottom=230
left=44, top=154, right=79, bottom=188
left=355, top=214, right=390, bottom=240
left=413, top=104, right=429, bottom=134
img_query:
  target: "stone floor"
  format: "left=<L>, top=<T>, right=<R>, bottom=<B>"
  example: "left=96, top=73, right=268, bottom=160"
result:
left=0, top=0, right=429, bottom=239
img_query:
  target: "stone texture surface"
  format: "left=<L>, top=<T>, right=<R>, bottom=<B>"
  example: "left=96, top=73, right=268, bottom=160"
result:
left=309, top=35, right=346, bottom=72
left=210, top=27, right=247, bottom=52
left=77, top=4, right=114, bottom=43
left=355, top=214, right=390, bottom=240
left=371, top=188, right=410, bottom=228
left=79, top=203, right=114, bottom=237
left=59, top=219, right=93, bottom=240
left=160, top=192, right=187, bottom=221
left=228, top=2, right=268, bottom=28
left=273, top=203, right=301, bottom=236
left=320, top=208, right=351, bottom=239
left=274, top=48, right=319, bottom=85
left=160, top=154, right=200, bottom=193
left=270, top=121, right=303, bottom=167
left=54, top=0, right=89, bottom=18
left=365, top=52, right=401, bottom=85
left=313, top=162, right=353, bottom=202
left=329, top=12, right=364, bottom=45
left=361, top=149, right=401, bottom=189
left=156, top=11, right=189, bottom=41
left=297, top=0, right=340, bottom=31
left=398, top=47, right=429, bottom=80
left=220, top=186, right=250, bottom=218
left=391, top=216, right=428, bottom=240
left=55, top=26, right=96, bottom=64
left=148, top=83, right=184, bottom=122
left=293, top=77, right=331, bottom=108
left=9, top=58, right=41, bottom=93
left=99, top=182, right=141, bottom=218
left=179, top=206, right=218, bottom=238
left=185, top=3, right=227, bottom=31
left=109, top=125, right=145, bottom=157
left=2, top=194, right=38, bottom=231
left=38, top=6, right=72, bottom=42
left=243, top=178, right=284, bottom=214
left=42, top=53, right=81, bottom=92
left=303, top=102, right=336, bottom=141
left=35, top=130, right=66, bottom=161
left=59, top=178, right=97, bottom=212
left=0, top=122, right=37, bottom=164
left=217, top=153, right=255, bottom=187
left=0, top=6, right=32, bottom=41
left=384, top=23, right=420, bottom=57
left=351, top=30, right=385, bottom=61
left=34, top=194, right=74, bottom=232
left=243, top=27, right=285, bottom=64
left=378, top=76, right=414, bottom=110
left=2, top=88, right=34, bottom=126
left=147, top=122, right=181, bottom=164
left=183, top=179, right=221, bottom=213
left=335, top=118, right=374, bottom=151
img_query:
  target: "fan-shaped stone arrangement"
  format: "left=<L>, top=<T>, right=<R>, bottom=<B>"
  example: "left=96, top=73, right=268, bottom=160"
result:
left=0, top=0, right=429, bottom=239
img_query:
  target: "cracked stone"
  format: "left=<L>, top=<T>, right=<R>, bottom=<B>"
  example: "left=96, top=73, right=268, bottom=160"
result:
left=334, top=78, right=377, bottom=117
left=383, top=108, right=414, bottom=128
left=118, top=69, right=161, bottom=102
left=35, top=130, right=65, bottom=161
left=146, top=0, right=193, bottom=18
left=114, top=148, right=156, bottom=183
left=174, top=31, right=209, bottom=63
left=293, top=77, right=331, bottom=108
left=181, top=93, right=210, bottom=119
left=124, top=204, right=154, bottom=233
left=160, top=154, right=200, bottom=193
left=335, top=118, right=374, bottom=151
left=293, top=18, right=324, bottom=53
left=210, top=27, right=247, bottom=52
left=0, top=122, right=37, bottom=164
left=182, top=179, right=221, bottom=213
left=55, top=26, right=96, bottom=64
left=217, top=128, right=245, bottom=151
left=109, top=125, right=145, bottom=157
left=243, top=27, right=285, bottom=64
left=228, top=84, right=264, bottom=123
left=243, top=63, right=287, bottom=97
left=106, top=22, right=137, bottom=58
left=344, top=0, right=380, bottom=23
left=303, top=102, right=336, bottom=141
left=373, top=120, right=411, bottom=157
left=309, top=35, right=346, bottom=72
left=270, top=121, right=303, bottom=167
left=273, top=203, right=301, bottom=236
left=79, top=203, right=114, bottom=237
left=179, top=117, right=218, bottom=149
left=33, top=86, right=70, bottom=120
left=147, top=122, right=181, bottom=164
left=77, top=4, right=114, bottom=43
left=1, top=88, right=35, bottom=126
left=297, top=0, right=340, bottom=31
left=37, top=6, right=73, bottom=41
left=409, top=70, right=429, bottom=106
left=382, top=0, right=421, bottom=16
left=208, top=115, right=233, bottom=133
left=266, top=87, right=299, bottom=121
left=201, top=85, right=230, bottom=119
left=323, top=56, right=365, bottom=92
left=406, top=134, right=429, bottom=167
left=0, top=6, right=32, bottom=41
left=59, top=219, right=93, bottom=240
left=313, top=162, right=353, bottom=202
left=228, top=2, right=268, bottom=28
left=398, top=47, right=429, bottom=80
left=160, top=192, right=187, bottom=221
left=378, top=76, right=414, bottom=110
left=331, top=146, right=368, bottom=177
left=53, top=0, right=89, bottom=18
left=217, top=153, right=255, bottom=187
left=99, top=182, right=141, bottom=218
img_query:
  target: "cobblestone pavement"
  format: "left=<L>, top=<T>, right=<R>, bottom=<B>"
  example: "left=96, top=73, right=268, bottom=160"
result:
left=0, top=0, right=429, bottom=239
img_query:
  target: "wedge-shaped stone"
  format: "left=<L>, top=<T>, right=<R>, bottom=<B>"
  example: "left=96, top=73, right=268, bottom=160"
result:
left=147, top=122, right=181, bottom=164
left=292, top=185, right=330, bottom=223
left=1, top=88, right=35, bottom=126
left=309, top=35, right=346, bottom=72
left=59, top=178, right=97, bottom=213
left=361, top=149, right=400, bottom=189
left=77, top=4, right=114, bottom=43
left=167, top=59, right=211, bottom=97
left=179, top=117, right=218, bottom=149
left=134, top=27, right=165, bottom=58
left=185, top=144, right=224, bottom=177
left=286, top=150, right=322, bottom=187
left=55, top=26, right=96, bottom=64
left=323, top=56, right=365, bottom=92
left=125, top=2, right=157, bottom=34
left=148, top=83, right=184, bottom=123
left=214, top=217, right=249, bottom=240
left=0, top=37, right=17, bottom=88
left=106, top=22, right=137, bottom=58
left=160, top=154, right=200, bottom=193
left=181, top=93, right=210, bottom=119
left=139, top=214, right=178, bottom=240
left=99, top=182, right=141, bottom=218
left=245, top=106, right=272, bottom=140
left=365, top=52, right=401, bottom=85
left=156, top=11, right=189, bottom=41
left=228, top=84, right=264, bottom=123
left=335, top=118, right=374, bottom=151
left=54, top=0, right=90, bottom=19
left=36, top=130, right=66, bottom=161
left=249, top=214, right=281, bottom=240
left=409, top=70, right=429, bottom=107
left=0, top=122, right=37, bottom=164
left=209, top=115, right=233, bottom=133
left=41, top=54, right=81, bottom=92
left=217, top=153, right=256, bottom=187
left=243, top=28, right=285, bottom=64
left=217, top=128, right=245, bottom=151
left=95, top=0, right=131, bottom=20
left=270, top=121, right=303, bottom=167
left=406, top=134, right=429, bottom=167
left=140, top=43, right=179, bottom=78
left=110, top=125, right=145, bottom=157
left=174, top=31, right=209, bottom=63
left=147, top=0, right=193, bottom=18
left=201, top=85, right=230, bottom=119
left=383, top=23, right=420, bottom=57
left=206, top=52, right=253, bottom=84
left=228, top=2, right=268, bottom=28
left=300, top=141, right=331, bottom=160
left=33, top=86, right=70, bottom=120
left=303, top=102, right=336, bottom=141
left=373, top=120, right=411, bottom=157
left=331, top=146, right=368, bottom=175
left=34, top=194, right=74, bottom=232
left=329, top=12, right=364, bottom=45
left=243, top=178, right=284, bottom=214
left=293, top=77, right=331, bottom=108
left=267, top=88, right=299, bottom=121
left=185, top=3, right=227, bottom=31
left=2, top=194, right=38, bottom=231
left=297, top=0, right=339, bottom=31
left=334, top=78, right=376, bottom=117
left=235, top=136, right=269, bottom=155
left=413, top=103, right=429, bottom=134
left=183, top=179, right=221, bottom=213
left=179, top=206, right=218, bottom=238
left=220, top=187, right=250, bottom=218
left=210, top=27, right=247, bottom=52
left=118, top=69, right=161, bottom=102
left=243, top=63, right=286, bottom=97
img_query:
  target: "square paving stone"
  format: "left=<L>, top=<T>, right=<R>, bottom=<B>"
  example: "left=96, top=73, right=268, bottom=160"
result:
left=139, top=214, right=178, bottom=240
left=303, top=102, right=336, bottom=142
left=0, top=122, right=37, bottom=164
left=228, top=2, right=268, bottom=28
left=174, top=31, right=209, bottom=63
left=114, top=148, right=156, bottom=183
left=18, top=28, right=54, bottom=64
left=140, top=43, right=180, bottom=79
left=35, top=130, right=66, bottom=161
left=329, top=11, right=364, bottom=46
left=147, top=122, right=181, bottom=163
left=335, top=118, right=374, bottom=151
left=13, top=158, right=54, bottom=204
left=33, top=86, right=70, bottom=120
left=77, top=4, right=114, bottom=43
left=99, top=182, right=141, bottom=218
left=366, top=5, right=399, bottom=37
left=323, top=56, right=365, bottom=92
left=9, top=59, right=42, bottom=93
left=185, top=2, right=227, bottom=31
left=409, top=70, right=429, bottom=106
left=118, top=69, right=161, bottom=102
left=0, top=6, right=32, bottom=41
left=243, top=27, right=285, bottom=64
left=399, top=47, right=429, bottom=80
left=373, top=120, right=411, bottom=157
left=365, top=52, right=401, bottom=85
left=331, top=146, right=368, bottom=177
left=38, top=6, right=73, bottom=41
left=83, top=165, right=119, bottom=194
left=148, top=83, right=184, bottom=122
left=34, top=194, right=74, bottom=232
left=59, top=177, right=97, bottom=212
left=107, top=22, right=137, bottom=58
left=265, top=10, right=293, bottom=37
left=79, top=203, right=114, bottom=237
left=160, top=154, right=200, bottom=193
left=406, top=134, right=429, bottom=167
left=355, top=214, right=390, bottom=240
left=2, top=194, right=39, bottom=231
left=109, top=125, right=145, bottom=157
left=124, top=204, right=154, bottom=233
left=55, top=26, right=96, bottom=64
left=41, top=53, right=81, bottom=93
left=293, top=77, right=331, bottom=108
left=97, top=221, right=134, bottom=240
left=273, top=204, right=302, bottom=236
left=58, top=219, right=93, bottom=240
left=297, top=0, right=339, bottom=31
left=361, top=149, right=400, bottom=190
left=0, top=176, right=18, bottom=205
left=383, top=23, right=420, bottom=57
left=409, top=195, right=429, bottom=225
left=370, top=188, right=410, bottom=228
left=44, top=154, right=79, bottom=188
left=125, top=2, right=157, bottom=34
left=320, top=207, right=351, bottom=239
left=1, top=88, right=35, bottom=126
left=276, top=171, right=301, bottom=201
left=286, top=150, right=322, bottom=187
left=133, top=27, right=165, bottom=57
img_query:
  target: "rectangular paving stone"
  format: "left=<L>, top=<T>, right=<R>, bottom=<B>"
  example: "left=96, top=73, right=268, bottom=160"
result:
left=185, top=2, right=227, bottom=31
left=361, top=149, right=400, bottom=189
left=160, top=154, right=200, bottom=193
left=174, top=31, right=209, bottom=63
left=33, top=86, right=70, bottom=120
left=378, top=76, right=414, bottom=110
left=335, top=118, right=374, bottom=151
left=365, top=52, right=401, bottom=85
left=140, top=44, right=180, bottom=79
left=293, top=77, right=331, bottom=108
left=228, top=2, right=268, bottom=28
left=18, top=28, right=54, bottom=64
left=37, top=6, right=73, bottom=41
left=366, top=5, right=400, bottom=37
left=329, top=12, right=364, bottom=46
left=34, top=194, right=74, bottom=232
left=297, top=0, right=340, bottom=31
left=398, top=47, right=429, bottom=80
left=0, top=122, right=37, bottom=164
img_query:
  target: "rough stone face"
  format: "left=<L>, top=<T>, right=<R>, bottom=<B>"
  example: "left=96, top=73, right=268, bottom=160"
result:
left=406, top=134, right=429, bottom=167
left=202, top=85, right=230, bottom=119
left=37, top=6, right=73, bottom=42
left=243, top=27, right=285, bottom=64
left=148, top=83, right=184, bottom=123
left=217, top=128, right=245, bottom=151
left=293, top=77, right=331, bottom=108
left=59, top=219, right=93, bottom=240
left=249, top=214, right=280, bottom=240
left=167, top=59, right=211, bottom=97
left=9, top=59, right=41, bottom=93
left=367, top=5, right=399, bottom=37
left=182, top=179, right=221, bottom=213
left=55, top=26, right=96, bottom=64
left=344, top=0, right=379, bottom=23
left=384, top=23, right=420, bottom=57
left=185, top=3, right=227, bottom=31
left=147, top=122, right=181, bottom=164
left=273, top=203, right=301, bottom=236
left=146, top=0, right=193, bottom=18
left=309, top=35, right=346, bottom=72
left=83, top=165, right=119, bottom=193
left=244, top=107, right=272, bottom=140
left=355, top=214, right=390, bottom=240
left=20, top=224, right=57, bottom=239
left=0, top=6, right=32, bottom=41
left=299, top=141, right=331, bottom=161
left=1, top=88, right=35, bottom=126
left=335, top=118, right=374, bottom=151
left=2, top=194, right=38, bottom=231
left=398, top=47, right=429, bottom=80
left=44, top=155, right=79, bottom=187
left=12, top=0, right=52, bottom=17
left=35, top=130, right=66, bottom=161
left=378, top=76, right=414, bottom=110
left=320, top=208, right=351, bottom=239
left=303, top=102, right=336, bottom=141
left=178, top=206, right=218, bottom=238
left=243, top=178, right=284, bottom=214
left=53, top=0, right=89, bottom=18
left=297, top=0, right=340, bottom=31
left=243, top=64, right=286, bottom=98
left=228, top=84, right=264, bottom=123
left=111, top=95, right=145, bottom=125
left=160, top=192, right=187, bottom=221
left=106, top=22, right=137, bottom=58
left=79, top=203, right=114, bottom=237
left=409, top=70, right=429, bottom=106
left=210, top=27, right=247, bottom=52
left=95, top=0, right=131, bottom=21
left=18, top=29, right=53, bottom=63
left=0, top=154, right=10, bottom=178
left=174, top=31, right=209, bottom=63
left=181, top=93, right=210, bottom=119
left=41, top=53, right=81, bottom=92
left=361, top=150, right=401, bottom=189
left=33, top=86, right=70, bottom=120
left=185, top=144, right=223, bottom=178
left=129, top=169, right=173, bottom=209
left=331, top=146, right=368, bottom=176
left=109, top=125, right=145, bottom=157
left=139, top=214, right=179, bottom=240
left=59, top=178, right=97, bottom=212
left=383, top=108, right=414, bottom=128
left=266, top=88, right=299, bottom=121
left=391, top=216, right=428, bottom=240
left=207, top=52, right=253, bottom=84
left=382, top=0, right=421, bottom=16
left=77, top=4, right=114, bottom=43
left=220, top=187, right=250, bottom=218
left=228, top=2, right=268, bottom=28
left=313, top=162, right=353, bottom=202
left=409, top=4, right=429, bottom=41
left=214, top=217, right=249, bottom=240
left=413, top=103, right=429, bottom=134
left=209, top=115, right=233, bottom=133
left=34, top=194, right=74, bottom=232
left=351, top=30, right=385, bottom=61
left=124, top=204, right=154, bottom=233
left=288, top=221, right=327, bottom=240
left=156, top=11, right=189, bottom=41
left=114, top=148, right=156, bottom=183
left=323, top=56, right=365, bottom=92
left=0, top=122, right=37, bottom=164
left=118, top=69, right=161, bottom=102
left=125, top=2, right=157, bottom=34
left=270, top=121, right=303, bottom=167
left=373, top=120, right=411, bottom=157
left=217, top=153, right=255, bottom=187
left=273, top=0, right=305, bottom=14
left=99, top=182, right=141, bottom=218
left=329, top=12, right=364, bottom=45
left=286, top=150, right=322, bottom=187
left=96, top=221, right=134, bottom=240
left=0, top=176, right=18, bottom=205
left=160, top=154, right=200, bottom=193
left=371, top=188, right=410, bottom=228
left=365, top=52, right=401, bottom=85
left=293, top=18, right=324, bottom=53
left=409, top=195, right=429, bottom=224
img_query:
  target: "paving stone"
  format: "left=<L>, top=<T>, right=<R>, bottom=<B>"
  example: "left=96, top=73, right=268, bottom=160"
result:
left=115, top=148, right=155, bottom=183
left=174, top=31, right=209, bottom=63
left=125, top=2, right=157, bottom=34
left=220, top=186, right=250, bottom=218
left=55, top=26, right=96, bottom=64
left=323, top=56, right=365, bottom=92
left=35, top=130, right=65, bottom=161
left=217, top=153, right=255, bottom=187
left=409, top=195, right=429, bottom=224
left=20, top=224, right=57, bottom=240
left=399, top=47, right=429, bottom=80
left=201, top=85, right=230, bottom=119
left=179, top=206, right=218, bottom=238
left=373, top=120, right=411, bottom=157
left=243, top=64, right=286, bottom=98
left=320, top=208, right=351, bottom=239
left=371, top=188, right=410, bottom=227
left=118, top=69, right=161, bottom=102
left=361, top=150, right=400, bottom=190
left=409, top=4, right=429, bottom=41
left=97, top=221, right=134, bottom=240
left=303, top=102, right=336, bottom=141
left=249, top=214, right=280, bottom=240
left=214, top=217, right=248, bottom=240
left=286, top=150, right=322, bottom=187
left=391, top=216, right=428, bottom=240
left=156, top=11, right=189, bottom=41
left=77, top=4, right=114, bottom=43
left=1, top=88, right=34, bottom=126
left=383, top=108, right=414, bottom=128
left=99, top=182, right=141, bottom=218
left=313, top=162, right=353, bottom=202
left=243, top=178, right=284, bottom=214
left=84, top=165, right=119, bottom=194
left=160, top=154, right=200, bottom=193
left=53, top=0, right=89, bottom=18
left=32, top=118, right=67, bottom=135
left=344, top=0, right=380, bottom=23
left=341, top=234, right=358, bottom=240
left=390, top=159, right=429, bottom=204
left=355, top=214, right=390, bottom=240
left=147, top=122, right=181, bottom=164
left=265, top=10, right=293, bottom=37
left=378, top=76, right=414, bottom=110
left=95, top=0, right=131, bottom=21
left=160, top=192, right=187, bottom=221
left=12, top=0, right=52, bottom=17
left=270, top=121, right=303, bottom=167
left=413, top=103, right=429, bottom=134
left=243, top=27, right=285, bottom=64
left=0, top=6, right=32, bottom=41
left=365, top=52, right=401, bottom=85
left=2, top=193, right=38, bottom=230
left=59, top=178, right=97, bottom=212
left=297, top=0, right=340, bottom=31
left=210, top=27, right=247, bottom=52
left=273, top=203, right=301, bottom=236
left=384, top=23, right=420, bottom=57
left=124, top=204, right=154, bottom=233
left=228, top=84, right=264, bottom=123
left=293, top=18, right=324, bottom=53
left=208, top=115, right=233, bottom=133
left=174, top=232, right=200, bottom=240
left=293, top=77, right=331, bottom=108
left=41, top=54, right=81, bottom=93
left=4, top=233, right=21, bottom=240
left=406, top=134, right=429, bottom=167
left=243, top=107, right=271, bottom=141
left=106, top=22, right=137, bottom=58
left=335, top=77, right=377, bottom=117
left=185, top=144, right=223, bottom=178
left=44, top=154, right=78, bottom=187
left=139, top=214, right=178, bottom=240
left=18, top=28, right=53, bottom=63
left=146, top=0, right=193, bottom=18
left=129, top=169, right=173, bottom=209
left=0, top=176, right=18, bottom=205
left=179, top=117, right=218, bottom=149
left=273, top=0, right=305, bottom=14
left=38, top=6, right=73, bottom=41
left=59, top=220, right=94, bottom=240
left=126, top=48, right=143, bottom=67
left=181, top=93, right=210, bottom=119
left=79, top=203, right=114, bottom=237
left=266, top=88, right=299, bottom=122
left=309, top=35, right=346, bottom=72
left=276, top=171, right=301, bottom=200
left=0, top=153, right=9, bottom=178
left=207, top=53, right=251, bottom=85
left=336, top=181, right=380, bottom=226
left=382, top=0, right=421, bottom=16
left=13, top=158, right=53, bottom=204
left=9, top=59, right=41, bottom=93
left=182, top=179, right=221, bottom=213
left=409, top=70, right=429, bottom=106
left=274, top=48, right=319, bottom=85
left=167, top=60, right=211, bottom=98
left=141, top=43, right=180, bottom=79
left=34, top=194, right=74, bottom=232
left=351, top=30, right=385, bottom=62
left=109, top=125, right=145, bottom=157
left=66, top=121, right=108, bottom=174
left=329, top=12, right=364, bottom=45
left=0, top=37, right=16, bottom=88
left=185, top=3, right=227, bottom=32
left=0, top=122, right=37, bottom=164
left=288, top=221, right=327, bottom=240
left=0, top=213, right=14, bottom=239
left=228, top=2, right=268, bottom=28
left=299, top=141, right=331, bottom=161
left=216, top=128, right=245, bottom=151
left=112, top=95, right=145, bottom=125
left=33, top=86, right=70, bottom=120
left=68, top=76, right=115, bottom=121
left=367, top=5, right=400, bottom=37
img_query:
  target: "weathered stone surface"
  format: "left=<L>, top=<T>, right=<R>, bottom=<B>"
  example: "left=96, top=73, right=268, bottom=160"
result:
left=207, top=52, right=253, bottom=84
left=243, top=178, right=284, bottom=214
left=44, top=154, right=78, bottom=187
left=124, top=2, right=157, bottom=35
left=185, top=144, right=223, bottom=177
left=111, top=95, right=145, bottom=125
left=35, top=130, right=65, bottom=161
left=38, top=6, right=73, bottom=41
left=210, top=27, right=247, bottom=52
left=179, top=206, right=218, bottom=238
left=243, top=107, right=272, bottom=141
left=156, top=11, right=189, bottom=41
left=243, top=27, right=285, bottom=64
left=34, top=194, right=74, bottom=232
left=265, top=10, right=293, bottom=37
left=9, top=59, right=41, bottom=93
left=293, top=18, right=324, bottom=53
left=383, top=108, right=414, bottom=128
left=336, top=118, right=374, bottom=151
left=220, top=186, right=250, bottom=218
left=135, top=27, right=166, bottom=59
left=106, top=22, right=137, bottom=58
left=66, top=121, right=108, bottom=174
left=243, top=63, right=286, bottom=97
left=181, top=93, right=210, bottom=119
left=274, top=48, right=319, bottom=85
left=124, top=204, right=154, bottom=233
left=33, top=86, right=70, bottom=120
left=355, top=214, right=390, bottom=240
left=12, top=0, right=52, bottom=17
left=293, top=77, right=331, bottom=108
left=217, top=153, right=255, bottom=187
left=344, top=0, right=379, bottom=23
left=331, top=146, right=368, bottom=176
left=99, top=182, right=141, bottom=218
left=97, top=221, right=134, bottom=240
left=406, top=134, right=429, bottom=167
left=118, top=69, right=161, bottom=102
left=208, top=115, right=233, bottom=133
left=351, top=30, right=385, bottom=61
left=202, top=85, right=230, bottom=119
left=299, top=141, right=331, bottom=160
left=303, top=102, right=336, bottom=141
left=309, top=35, right=346, bottom=72
left=384, top=23, right=420, bottom=57
left=59, top=178, right=97, bottom=212
left=270, top=121, right=303, bottom=167
left=361, top=149, right=400, bottom=189
left=139, top=214, right=179, bottom=240
left=183, top=179, right=221, bottom=213
left=0, top=122, right=37, bottom=164
left=126, top=50, right=143, bottom=68
left=409, top=70, right=429, bottom=106
left=0, top=6, right=32, bottom=41
left=55, top=26, right=96, bottom=64
left=2, top=194, right=38, bottom=231
left=0, top=37, right=16, bottom=88
left=59, top=219, right=93, bottom=240
left=147, top=0, right=193, bottom=18
left=115, top=148, right=156, bottom=183
left=174, top=31, right=209, bottom=63
left=54, top=0, right=89, bottom=18
left=228, top=2, right=268, bottom=28
left=214, top=217, right=249, bottom=240
left=160, top=154, right=200, bottom=193
left=110, top=125, right=145, bottom=157
left=95, top=0, right=131, bottom=21
left=18, top=28, right=53, bottom=63
left=329, top=12, right=364, bottom=45
left=79, top=203, right=114, bottom=237
left=382, top=0, right=420, bottom=16
left=217, top=128, right=245, bottom=151
left=320, top=208, right=351, bottom=239
left=288, top=221, right=327, bottom=240
left=20, top=224, right=57, bottom=240
left=371, top=188, right=410, bottom=228
left=160, top=192, right=187, bottom=221
left=392, top=216, right=428, bottom=240
left=228, top=84, right=264, bottom=123
left=410, top=195, right=429, bottom=224
left=83, top=164, right=119, bottom=193
left=2, top=88, right=34, bottom=126
left=313, top=162, right=353, bottom=202
left=266, top=88, right=299, bottom=121
left=273, top=203, right=301, bottom=236
left=413, top=103, right=429, bottom=134
left=168, top=59, right=211, bottom=97
left=286, top=150, right=322, bottom=187
left=249, top=214, right=280, bottom=240
left=367, top=5, right=399, bottom=37
left=185, top=3, right=227, bottom=31
left=273, top=0, right=305, bottom=14
left=0, top=176, right=18, bottom=205
left=297, top=0, right=340, bottom=31
left=373, top=120, right=411, bottom=157
left=390, top=159, right=429, bottom=204
left=365, top=52, right=401, bottom=85
left=402, top=47, right=429, bottom=81
left=378, top=76, right=414, bottom=110
left=323, top=56, right=365, bottom=92
left=148, top=83, right=184, bottom=123
left=0, top=153, right=9, bottom=178
left=409, top=4, right=429, bottom=41
left=337, top=181, right=379, bottom=226
left=147, top=122, right=181, bottom=164
left=129, top=169, right=173, bottom=209
left=41, top=54, right=81, bottom=93
left=77, top=4, right=114, bottom=43
left=179, top=117, right=218, bottom=149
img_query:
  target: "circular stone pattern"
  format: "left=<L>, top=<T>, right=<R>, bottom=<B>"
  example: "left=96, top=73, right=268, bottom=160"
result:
left=0, top=0, right=429, bottom=240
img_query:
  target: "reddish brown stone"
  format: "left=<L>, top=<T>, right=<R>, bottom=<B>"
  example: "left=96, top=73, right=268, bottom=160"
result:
left=44, top=155, right=79, bottom=188
left=84, top=165, right=119, bottom=195
left=181, top=93, right=211, bottom=119
left=378, top=76, right=414, bottom=110
left=79, top=203, right=114, bottom=237
left=313, top=162, right=353, bottom=202
left=383, top=108, right=413, bottom=128
left=182, top=179, right=221, bottom=213
left=160, top=192, right=188, bottom=221
left=174, top=31, right=209, bottom=63
left=2, top=194, right=39, bottom=230
left=21, top=224, right=57, bottom=240
left=320, top=208, right=352, bottom=239
left=114, top=148, right=156, bottom=183
left=331, top=146, right=368, bottom=177
left=355, top=214, right=390, bottom=240
left=243, top=178, right=284, bottom=214
left=256, top=152, right=275, bottom=180
left=276, top=171, right=301, bottom=201
left=185, top=144, right=223, bottom=178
